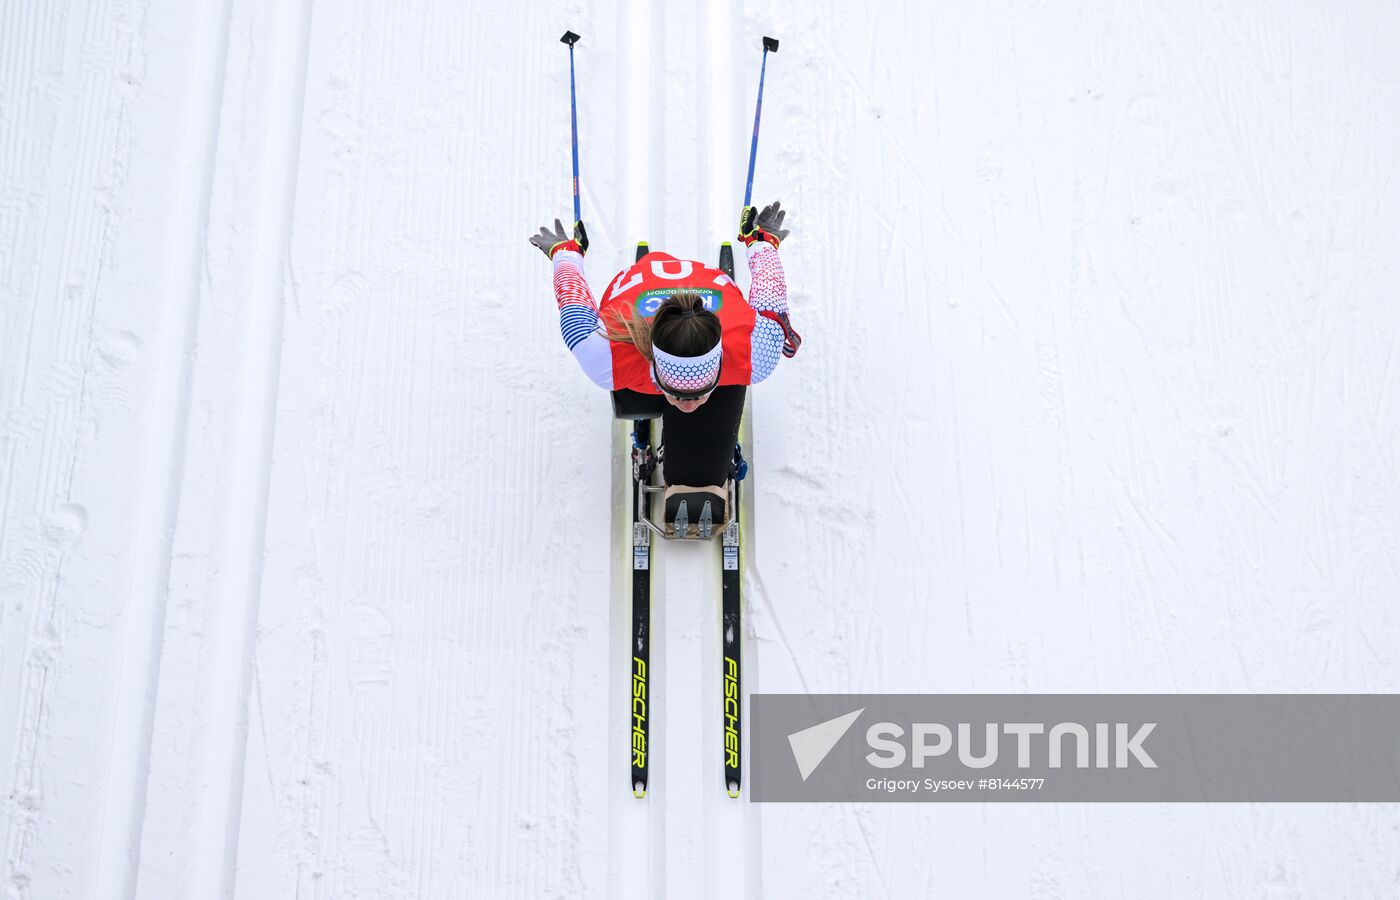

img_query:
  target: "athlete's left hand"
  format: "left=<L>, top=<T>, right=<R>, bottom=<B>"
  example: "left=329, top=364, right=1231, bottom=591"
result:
left=738, top=200, right=789, bottom=247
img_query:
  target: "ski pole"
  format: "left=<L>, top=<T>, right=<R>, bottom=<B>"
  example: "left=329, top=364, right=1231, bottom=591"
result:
left=561, top=30, right=582, bottom=225
left=742, top=36, right=779, bottom=208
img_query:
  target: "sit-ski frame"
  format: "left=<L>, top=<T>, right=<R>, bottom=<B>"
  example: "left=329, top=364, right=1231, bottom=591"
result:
left=631, top=448, right=735, bottom=541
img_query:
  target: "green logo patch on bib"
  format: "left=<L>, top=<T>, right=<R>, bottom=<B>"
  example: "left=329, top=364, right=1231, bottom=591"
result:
left=635, top=288, right=723, bottom=318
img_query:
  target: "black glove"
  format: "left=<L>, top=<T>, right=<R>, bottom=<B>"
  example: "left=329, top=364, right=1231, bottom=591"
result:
left=529, top=218, right=588, bottom=259
left=738, top=200, right=789, bottom=248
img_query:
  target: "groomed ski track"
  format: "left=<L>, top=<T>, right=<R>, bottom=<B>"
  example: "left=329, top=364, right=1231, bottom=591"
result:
left=3, top=0, right=1400, bottom=897
left=607, top=2, right=757, bottom=897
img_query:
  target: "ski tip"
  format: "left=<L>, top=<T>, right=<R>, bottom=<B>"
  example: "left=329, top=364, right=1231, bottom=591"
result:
left=633, top=787, right=647, bottom=799
left=727, top=784, right=741, bottom=799
left=560, top=30, right=581, bottom=46
left=762, top=36, right=779, bottom=53
left=720, top=240, right=732, bottom=248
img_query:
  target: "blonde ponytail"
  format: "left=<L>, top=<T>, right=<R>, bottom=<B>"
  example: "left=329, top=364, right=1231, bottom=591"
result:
left=605, top=304, right=656, bottom=359
left=606, top=289, right=717, bottom=361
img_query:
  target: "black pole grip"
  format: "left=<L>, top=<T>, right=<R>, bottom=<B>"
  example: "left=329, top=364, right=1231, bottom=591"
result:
left=762, top=36, right=779, bottom=52
left=561, top=30, right=581, bottom=46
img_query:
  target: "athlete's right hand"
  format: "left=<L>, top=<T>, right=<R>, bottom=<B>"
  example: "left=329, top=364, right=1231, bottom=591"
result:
left=530, top=218, right=588, bottom=259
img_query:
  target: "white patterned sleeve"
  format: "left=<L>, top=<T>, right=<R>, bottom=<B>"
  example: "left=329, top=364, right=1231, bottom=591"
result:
left=745, top=243, right=788, bottom=384
left=552, top=250, right=615, bottom=390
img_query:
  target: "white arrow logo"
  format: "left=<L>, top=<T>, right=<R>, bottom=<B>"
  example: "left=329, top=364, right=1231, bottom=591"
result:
left=787, top=709, right=864, bottom=781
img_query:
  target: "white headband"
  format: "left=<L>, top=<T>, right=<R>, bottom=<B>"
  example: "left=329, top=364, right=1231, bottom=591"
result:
left=652, top=340, right=723, bottom=393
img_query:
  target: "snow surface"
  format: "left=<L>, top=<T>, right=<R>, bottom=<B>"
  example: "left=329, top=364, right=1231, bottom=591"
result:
left=3, top=0, right=1400, bottom=897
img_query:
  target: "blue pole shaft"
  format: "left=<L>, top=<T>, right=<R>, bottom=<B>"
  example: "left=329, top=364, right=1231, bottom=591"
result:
left=742, top=48, right=770, bottom=208
left=568, top=43, right=581, bottom=224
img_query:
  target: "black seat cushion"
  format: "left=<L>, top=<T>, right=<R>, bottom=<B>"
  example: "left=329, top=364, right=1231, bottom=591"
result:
left=612, top=389, right=666, bottom=421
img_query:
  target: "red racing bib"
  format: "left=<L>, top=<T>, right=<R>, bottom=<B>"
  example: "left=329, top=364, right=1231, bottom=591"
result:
left=597, top=251, right=756, bottom=394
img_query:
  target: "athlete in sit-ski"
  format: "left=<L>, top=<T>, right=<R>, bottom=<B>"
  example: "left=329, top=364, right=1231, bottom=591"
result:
left=530, top=201, right=801, bottom=488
